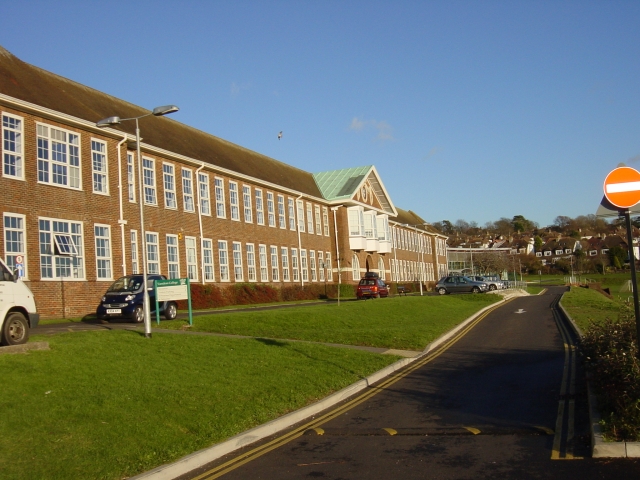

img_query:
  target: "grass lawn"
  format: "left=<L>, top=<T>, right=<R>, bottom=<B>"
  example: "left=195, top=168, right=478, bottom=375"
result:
left=1, top=331, right=398, bottom=480
left=560, top=286, right=626, bottom=332
left=158, top=294, right=501, bottom=351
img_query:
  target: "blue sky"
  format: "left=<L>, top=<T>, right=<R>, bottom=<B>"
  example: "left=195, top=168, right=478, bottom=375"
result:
left=2, top=1, right=639, bottom=228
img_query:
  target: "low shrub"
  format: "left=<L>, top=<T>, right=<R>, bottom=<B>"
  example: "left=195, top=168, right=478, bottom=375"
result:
left=581, top=303, right=640, bottom=441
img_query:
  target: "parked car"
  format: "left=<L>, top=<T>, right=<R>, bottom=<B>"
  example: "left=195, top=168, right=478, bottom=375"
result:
left=436, top=276, right=488, bottom=295
left=96, top=274, right=178, bottom=323
left=471, top=275, right=504, bottom=291
left=357, top=277, right=389, bottom=299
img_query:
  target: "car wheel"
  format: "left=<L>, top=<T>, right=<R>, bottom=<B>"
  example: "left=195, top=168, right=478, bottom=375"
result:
left=437, top=287, right=447, bottom=295
left=132, top=305, right=144, bottom=323
left=164, top=302, right=178, bottom=320
left=472, top=286, right=480, bottom=293
left=1, top=312, right=29, bottom=346
left=489, top=284, right=497, bottom=291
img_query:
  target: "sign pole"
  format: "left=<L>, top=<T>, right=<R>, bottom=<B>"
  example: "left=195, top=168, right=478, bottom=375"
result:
left=623, top=210, right=640, bottom=345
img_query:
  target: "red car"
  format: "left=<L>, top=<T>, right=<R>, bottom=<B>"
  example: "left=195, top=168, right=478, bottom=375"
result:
left=356, top=278, right=389, bottom=299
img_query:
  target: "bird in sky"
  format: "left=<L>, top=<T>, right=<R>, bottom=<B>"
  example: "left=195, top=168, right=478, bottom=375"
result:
left=278, top=131, right=282, bottom=140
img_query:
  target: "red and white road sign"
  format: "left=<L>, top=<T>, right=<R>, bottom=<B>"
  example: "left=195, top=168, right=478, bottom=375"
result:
left=603, top=167, right=640, bottom=209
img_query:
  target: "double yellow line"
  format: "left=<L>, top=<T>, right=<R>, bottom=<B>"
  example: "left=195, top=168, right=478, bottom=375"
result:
left=551, top=295, right=581, bottom=460
left=192, top=299, right=512, bottom=479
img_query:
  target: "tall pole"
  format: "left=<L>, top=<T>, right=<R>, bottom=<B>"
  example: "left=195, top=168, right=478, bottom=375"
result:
left=332, top=207, right=341, bottom=306
left=136, top=118, right=152, bottom=338
left=623, top=210, right=640, bottom=346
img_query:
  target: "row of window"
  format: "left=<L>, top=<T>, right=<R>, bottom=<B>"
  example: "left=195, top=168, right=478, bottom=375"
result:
left=2, top=113, right=331, bottom=236
left=3, top=213, right=333, bottom=283
left=391, top=226, right=434, bottom=254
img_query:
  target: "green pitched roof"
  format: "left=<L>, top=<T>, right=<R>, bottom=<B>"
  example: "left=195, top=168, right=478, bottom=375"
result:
left=313, top=166, right=374, bottom=201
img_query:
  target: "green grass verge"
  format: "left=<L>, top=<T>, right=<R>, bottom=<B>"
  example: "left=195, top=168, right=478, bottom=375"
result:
left=560, top=287, right=623, bottom=332
left=1, top=331, right=397, bottom=480
left=159, top=294, right=501, bottom=351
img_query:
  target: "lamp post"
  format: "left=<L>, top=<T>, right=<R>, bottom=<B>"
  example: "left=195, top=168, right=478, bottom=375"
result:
left=96, top=105, right=179, bottom=338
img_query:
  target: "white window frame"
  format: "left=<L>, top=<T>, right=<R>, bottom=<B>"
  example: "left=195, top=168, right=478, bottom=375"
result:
left=218, top=240, right=230, bottom=282
left=185, top=236, right=198, bottom=281
left=255, top=189, right=265, bottom=225
left=91, top=139, right=108, bottom=195
left=297, top=200, right=305, bottom=232
left=323, top=207, right=329, bottom=236
left=288, top=198, right=296, bottom=230
left=259, top=244, right=269, bottom=281
left=277, top=195, right=286, bottom=229
left=130, top=230, right=139, bottom=274
left=378, top=257, right=386, bottom=281
left=352, top=254, right=360, bottom=280
left=215, top=177, right=226, bottom=218
left=146, top=232, right=160, bottom=274
left=202, top=238, right=215, bottom=281
left=326, top=252, right=333, bottom=281
left=3, top=213, right=27, bottom=278
left=291, top=248, right=300, bottom=282
left=166, top=234, right=180, bottom=279
left=38, top=217, right=85, bottom=280
left=309, top=250, right=317, bottom=281
left=127, top=152, right=136, bottom=203
left=315, top=205, right=322, bottom=236
left=281, top=247, right=290, bottom=282
left=2, top=112, right=24, bottom=180
left=233, top=242, right=244, bottom=281
left=37, top=123, right=81, bottom=190
left=94, top=224, right=113, bottom=280
left=300, top=249, right=309, bottom=282
left=306, top=203, right=314, bottom=234
left=318, top=251, right=325, bottom=282
left=270, top=245, right=279, bottom=281
left=163, top=163, right=177, bottom=209
left=143, top=157, right=157, bottom=206
left=246, top=243, right=257, bottom=282
left=182, top=168, right=195, bottom=213
left=229, top=181, right=240, bottom=221
left=348, top=207, right=365, bottom=237
left=198, top=172, right=211, bottom=216
left=267, top=192, right=276, bottom=227
left=243, top=185, right=253, bottom=223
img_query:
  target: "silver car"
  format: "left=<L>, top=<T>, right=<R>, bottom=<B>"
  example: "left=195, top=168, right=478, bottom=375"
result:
left=471, top=275, right=504, bottom=291
left=436, top=276, right=489, bottom=295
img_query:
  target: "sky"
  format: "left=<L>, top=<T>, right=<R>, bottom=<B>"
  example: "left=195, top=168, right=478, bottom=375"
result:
left=2, top=1, right=639, bottom=228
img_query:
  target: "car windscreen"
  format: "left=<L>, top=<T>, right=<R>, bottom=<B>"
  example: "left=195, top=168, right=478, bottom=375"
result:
left=107, top=276, right=142, bottom=293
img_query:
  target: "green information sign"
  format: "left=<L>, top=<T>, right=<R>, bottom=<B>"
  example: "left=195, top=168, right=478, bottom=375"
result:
left=153, top=278, right=193, bottom=326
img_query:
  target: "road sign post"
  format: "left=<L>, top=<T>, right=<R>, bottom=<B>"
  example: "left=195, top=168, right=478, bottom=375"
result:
left=603, top=166, right=640, bottom=350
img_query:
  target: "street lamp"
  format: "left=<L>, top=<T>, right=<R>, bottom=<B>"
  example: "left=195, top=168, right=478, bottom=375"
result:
left=96, top=105, right=179, bottom=338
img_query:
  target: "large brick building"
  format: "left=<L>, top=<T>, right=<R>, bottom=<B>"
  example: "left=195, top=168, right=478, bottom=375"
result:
left=0, top=46, right=447, bottom=318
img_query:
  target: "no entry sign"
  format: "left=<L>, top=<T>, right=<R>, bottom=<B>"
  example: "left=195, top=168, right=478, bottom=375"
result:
left=603, top=166, right=640, bottom=209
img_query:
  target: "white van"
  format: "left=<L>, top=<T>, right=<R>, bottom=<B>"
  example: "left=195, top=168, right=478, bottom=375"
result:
left=0, top=258, right=39, bottom=346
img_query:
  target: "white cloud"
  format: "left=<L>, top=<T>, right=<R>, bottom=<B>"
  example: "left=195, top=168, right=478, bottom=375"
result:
left=348, top=117, right=394, bottom=141
left=349, top=117, right=365, bottom=131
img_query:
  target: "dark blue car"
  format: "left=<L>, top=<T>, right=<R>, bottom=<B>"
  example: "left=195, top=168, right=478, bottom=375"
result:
left=96, top=274, right=178, bottom=323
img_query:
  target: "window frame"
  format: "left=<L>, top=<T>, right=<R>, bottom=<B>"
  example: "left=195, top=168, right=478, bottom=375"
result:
left=259, top=244, right=269, bottom=281
left=94, top=224, right=113, bottom=280
left=163, top=162, right=178, bottom=209
left=215, top=177, right=226, bottom=218
left=322, top=207, right=329, bottom=236
left=146, top=232, right=160, bottom=274
left=185, top=236, right=198, bottom=281
left=36, top=122, right=81, bottom=191
left=232, top=241, right=244, bottom=281
left=270, top=245, right=279, bottom=281
left=315, top=205, right=322, bottom=236
left=288, top=198, right=296, bottom=230
left=3, top=212, right=27, bottom=279
left=166, top=234, right=180, bottom=279
left=218, top=240, right=230, bottom=282
left=281, top=247, right=290, bottom=282
left=306, top=203, right=314, bottom=234
left=291, top=248, right=300, bottom=282
left=91, top=139, right=109, bottom=195
left=182, top=168, right=195, bottom=213
left=229, top=181, right=240, bottom=221
left=2, top=112, right=24, bottom=181
left=127, top=152, right=136, bottom=203
left=267, top=192, right=276, bottom=227
left=143, top=157, right=157, bottom=206
left=243, top=185, right=253, bottom=223
left=38, top=217, right=85, bottom=281
left=130, top=229, right=139, bottom=274
left=202, top=238, right=215, bottom=281
left=198, top=172, right=211, bottom=216
left=255, top=189, right=265, bottom=225
left=246, top=243, right=257, bottom=282
left=278, top=195, right=286, bottom=229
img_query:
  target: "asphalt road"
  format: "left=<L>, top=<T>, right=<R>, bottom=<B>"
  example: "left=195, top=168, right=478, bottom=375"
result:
left=179, top=287, right=640, bottom=480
